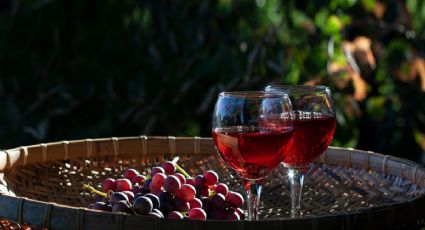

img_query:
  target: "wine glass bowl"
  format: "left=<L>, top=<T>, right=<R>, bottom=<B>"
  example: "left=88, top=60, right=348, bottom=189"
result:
left=212, top=91, right=294, bottom=220
left=265, top=85, right=336, bottom=218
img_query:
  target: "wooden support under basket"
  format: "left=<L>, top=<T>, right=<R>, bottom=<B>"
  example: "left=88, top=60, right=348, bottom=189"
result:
left=0, top=136, right=424, bottom=230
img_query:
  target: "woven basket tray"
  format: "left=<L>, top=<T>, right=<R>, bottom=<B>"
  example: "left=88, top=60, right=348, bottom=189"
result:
left=0, top=136, right=424, bottom=230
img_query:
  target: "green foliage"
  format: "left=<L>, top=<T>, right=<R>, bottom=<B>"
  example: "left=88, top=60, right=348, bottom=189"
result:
left=0, top=0, right=424, bottom=163
left=361, top=0, right=376, bottom=11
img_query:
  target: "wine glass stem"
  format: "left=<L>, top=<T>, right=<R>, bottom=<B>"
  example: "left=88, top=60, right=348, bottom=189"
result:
left=287, top=168, right=304, bottom=218
left=244, top=179, right=263, bottom=220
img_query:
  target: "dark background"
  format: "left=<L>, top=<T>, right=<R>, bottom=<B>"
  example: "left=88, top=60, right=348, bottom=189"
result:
left=1, top=0, right=424, bottom=164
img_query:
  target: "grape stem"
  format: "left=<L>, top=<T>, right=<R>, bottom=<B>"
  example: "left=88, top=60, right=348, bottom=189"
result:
left=83, top=184, right=108, bottom=198
left=175, top=164, right=191, bottom=179
left=171, top=157, right=180, bottom=164
left=171, top=156, right=192, bottom=178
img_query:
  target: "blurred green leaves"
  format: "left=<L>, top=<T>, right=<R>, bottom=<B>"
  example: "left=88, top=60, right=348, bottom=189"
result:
left=361, top=0, right=376, bottom=11
left=324, top=15, right=343, bottom=36
left=366, top=96, right=385, bottom=120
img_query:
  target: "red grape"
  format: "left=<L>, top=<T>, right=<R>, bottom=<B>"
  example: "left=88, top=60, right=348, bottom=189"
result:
left=112, top=200, right=132, bottom=214
left=173, top=199, right=190, bottom=212
left=151, top=167, right=165, bottom=176
left=226, top=211, right=240, bottom=220
left=102, top=178, right=117, bottom=192
left=174, top=173, right=186, bottom=185
left=215, top=183, right=228, bottom=196
left=149, top=212, right=163, bottom=218
left=123, top=191, right=134, bottom=202
left=144, top=193, right=160, bottom=210
left=176, top=184, right=196, bottom=202
left=133, top=196, right=153, bottom=215
left=159, top=201, right=173, bottom=217
left=186, top=178, right=195, bottom=186
left=167, top=211, right=184, bottom=220
left=152, top=190, right=162, bottom=196
left=188, top=208, right=207, bottom=220
left=197, top=185, right=209, bottom=197
left=188, top=198, right=202, bottom=209
left=209, top=184, right=217, bottom=191
left=132, top=174, right=146, bottom=185
left=152, top=208, right=164, bottom=218
left=123, top=168, right=139, bottom=181
left=116, top=178, right=132, bottom=192
left=234, top=208, right=245, bottom=220
left=200, top=197, right=211, bottom=212
left=131, top=185, right=143, bottom=195
left=210, top=193, right=226, bottom=208
left=143, top=179, right=152, bottom=191
left=194, top=175, right=205, bottom=187
left=159, top=192, right=173, bottom=203
left=208, top=209, right=226, bottom=220
left=226, top=192, right=244, bottom=208
left=149, top=183, right=162, bottom=196
left=134, top=193, right=144, bottom=199
left=110, top=192, right=129, bottom=204
left=203, top=171, right=219, bottom=186
left=92, top=202, right=111, bottom=211
left=164, top=175, right=181, bottom=194
left=161, top=161, right=176, bottom=175
left=151, top=173, right=167, bottom=188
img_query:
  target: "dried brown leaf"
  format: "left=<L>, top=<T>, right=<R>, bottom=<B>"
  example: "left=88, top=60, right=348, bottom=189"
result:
left=351, top=70, right=368, bottom=101
left=413, top=58, right=425, bottom=91
left=373, top=1, right=386, bottom=19
left=344, top=36, right=376, bottom=69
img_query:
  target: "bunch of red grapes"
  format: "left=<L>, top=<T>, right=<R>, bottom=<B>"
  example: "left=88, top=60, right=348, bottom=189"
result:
left=87, top=161, right=245, bottom=220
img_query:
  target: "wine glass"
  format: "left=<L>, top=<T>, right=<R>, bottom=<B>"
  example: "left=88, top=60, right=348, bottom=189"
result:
left=212, top=91, right=294, bottom=220
left=265, top=85, right=336, bottom=218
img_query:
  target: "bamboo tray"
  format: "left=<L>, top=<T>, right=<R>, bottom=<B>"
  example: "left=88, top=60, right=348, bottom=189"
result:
left=0, top=136, right=424, bottom=230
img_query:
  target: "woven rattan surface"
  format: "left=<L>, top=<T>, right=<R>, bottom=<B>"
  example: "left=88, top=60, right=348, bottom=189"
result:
left=0, top=136, right=425, bottom=230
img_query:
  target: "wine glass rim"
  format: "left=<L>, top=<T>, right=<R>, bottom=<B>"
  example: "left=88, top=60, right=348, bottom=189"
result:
left=265, top=85, right=330, bottom=92
left=219, top=91, right=289, bottom=98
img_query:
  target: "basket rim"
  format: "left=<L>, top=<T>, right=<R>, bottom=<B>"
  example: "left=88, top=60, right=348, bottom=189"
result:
left=0, top=190, right=424, bottom=229
left=0, top=136, right=424, bottom=229
left=1, top=136, right=424, bottom=173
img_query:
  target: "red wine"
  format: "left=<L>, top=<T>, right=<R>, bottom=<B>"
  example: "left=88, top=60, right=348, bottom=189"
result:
left=282, top=114, right=336, bottom=167
left=212, top=127, right=293, bottom=180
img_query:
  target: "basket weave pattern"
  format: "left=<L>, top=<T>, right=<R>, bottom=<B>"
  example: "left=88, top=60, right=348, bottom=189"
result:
left=0, top=136, right=425, bottom=229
